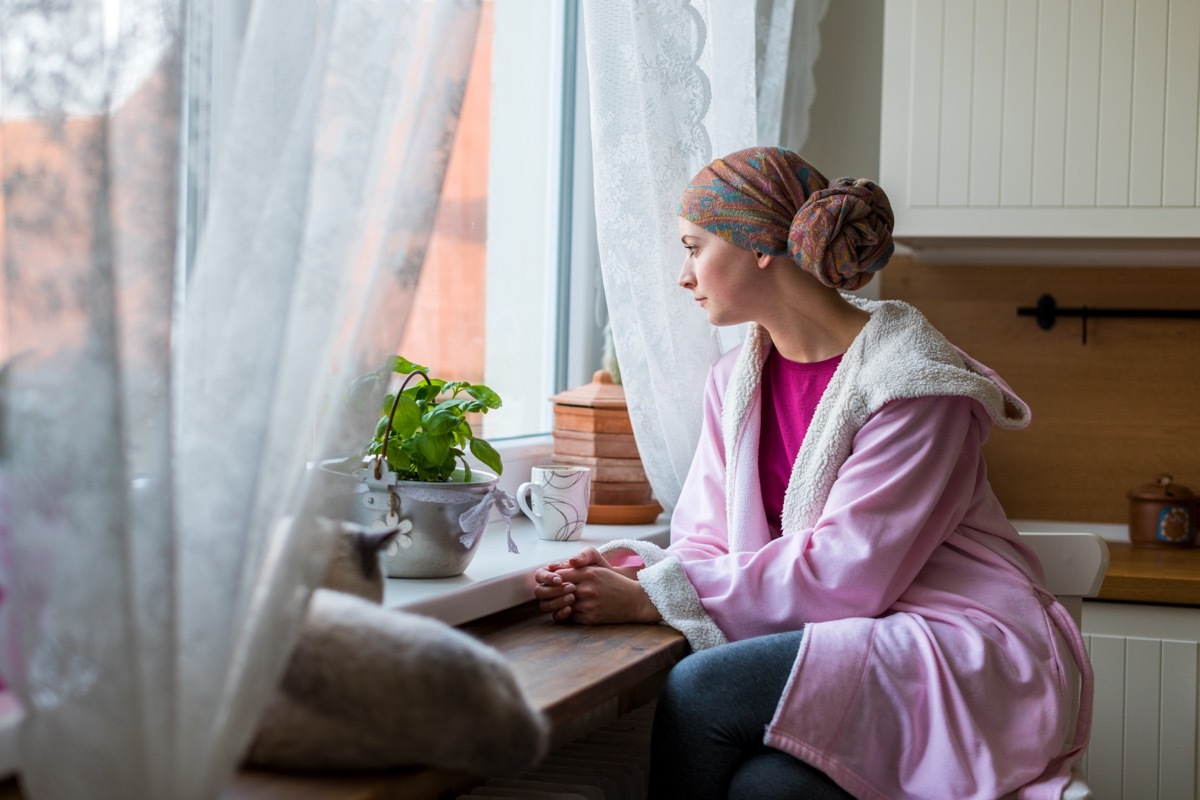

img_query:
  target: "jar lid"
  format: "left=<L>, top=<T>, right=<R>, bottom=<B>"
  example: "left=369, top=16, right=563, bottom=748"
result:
left=549, top=370, right=627, bottom=409
left=1130, top=474, right=1195, bottom=501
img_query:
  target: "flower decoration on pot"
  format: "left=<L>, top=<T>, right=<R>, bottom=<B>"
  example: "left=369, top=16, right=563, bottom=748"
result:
left=328, top=356, right=519, bottom=578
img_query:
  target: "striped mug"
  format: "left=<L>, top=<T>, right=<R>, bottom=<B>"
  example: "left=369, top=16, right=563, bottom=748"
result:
left=517, top=465, right=591, bottom=541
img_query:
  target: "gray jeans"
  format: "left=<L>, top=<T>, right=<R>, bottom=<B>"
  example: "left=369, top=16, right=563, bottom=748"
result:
left=648, top=629, right=854, bottom=800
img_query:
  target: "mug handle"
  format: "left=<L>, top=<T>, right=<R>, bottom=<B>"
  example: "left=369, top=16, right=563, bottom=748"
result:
left=516, top=482, right=544, bottom=534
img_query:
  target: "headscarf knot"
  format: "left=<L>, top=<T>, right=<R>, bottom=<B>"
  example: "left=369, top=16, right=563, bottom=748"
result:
left=789, top=178, right=894, bottom=291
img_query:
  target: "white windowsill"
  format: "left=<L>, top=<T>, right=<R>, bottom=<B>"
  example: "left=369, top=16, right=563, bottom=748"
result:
left=383, top=513, right=671, bottom=627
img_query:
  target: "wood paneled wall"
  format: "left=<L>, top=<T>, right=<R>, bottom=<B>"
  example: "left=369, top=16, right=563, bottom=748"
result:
left=881, top=256, right=1200, bottom=523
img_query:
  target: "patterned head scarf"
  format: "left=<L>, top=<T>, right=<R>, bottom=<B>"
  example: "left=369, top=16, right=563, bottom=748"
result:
left=679, top=147, right=895, bottom=290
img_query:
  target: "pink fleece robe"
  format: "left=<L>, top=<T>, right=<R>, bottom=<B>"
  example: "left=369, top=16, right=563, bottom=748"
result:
left=602, top=297, right=1090, bottom=800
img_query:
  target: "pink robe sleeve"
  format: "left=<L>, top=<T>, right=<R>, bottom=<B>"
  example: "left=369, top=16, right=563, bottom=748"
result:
left=679, top=394, right=982, bottom=641
left=600, top=367, right=730, bottom=573
left=599, top=366, right=735, bottom=649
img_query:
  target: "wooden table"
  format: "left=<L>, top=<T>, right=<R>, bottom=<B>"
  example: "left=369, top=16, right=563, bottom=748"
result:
left=1096, top=541, right=1200, bottom=606
left=458, top=603, right=687, bottom=729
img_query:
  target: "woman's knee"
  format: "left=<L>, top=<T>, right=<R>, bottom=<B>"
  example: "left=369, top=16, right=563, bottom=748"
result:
left=657, top=630, right=805, bottom=729
left=662, top=644, right=729, bottom=701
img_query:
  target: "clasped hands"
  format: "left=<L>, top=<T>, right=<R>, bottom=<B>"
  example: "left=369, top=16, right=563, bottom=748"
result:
left=533, top=546, right=662, bottom=624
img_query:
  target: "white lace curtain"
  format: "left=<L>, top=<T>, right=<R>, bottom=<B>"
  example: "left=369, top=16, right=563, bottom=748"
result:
left=0, top=0, right=481, bottom=797
left=583, top=0, right=829, bottom=510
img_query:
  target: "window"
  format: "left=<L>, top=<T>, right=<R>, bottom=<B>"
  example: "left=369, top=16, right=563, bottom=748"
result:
left=390, top=1, right=604, bottom=444
left=187, top=0, right=606, bottom=493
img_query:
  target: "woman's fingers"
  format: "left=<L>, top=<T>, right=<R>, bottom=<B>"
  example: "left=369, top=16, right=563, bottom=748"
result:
left=535, top=579, right=577, bottom=620
left=534, top=566, right=563, bottom=586
left=533, top=582, right=575, bottom=600
left=537, top=591, right=575, bottom=616
left=568, top=547, right=606, bottom=568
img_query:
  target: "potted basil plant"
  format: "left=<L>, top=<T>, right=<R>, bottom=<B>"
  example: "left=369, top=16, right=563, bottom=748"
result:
left=329, top=356, right=519, bottom=578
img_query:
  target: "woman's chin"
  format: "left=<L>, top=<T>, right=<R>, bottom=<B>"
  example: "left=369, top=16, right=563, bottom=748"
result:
left=706, top=310, right=744, bottom=328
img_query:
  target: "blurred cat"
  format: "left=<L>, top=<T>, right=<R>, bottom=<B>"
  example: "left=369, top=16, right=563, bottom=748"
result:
left=246, top=525, right=548, bottom=776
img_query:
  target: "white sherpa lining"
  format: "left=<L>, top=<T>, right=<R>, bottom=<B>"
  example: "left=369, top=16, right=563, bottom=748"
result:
left=600, top=539, right=728, bottom=651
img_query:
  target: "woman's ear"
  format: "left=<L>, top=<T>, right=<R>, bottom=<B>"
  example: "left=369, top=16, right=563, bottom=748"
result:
left=755, top=251, right=773, bottom=269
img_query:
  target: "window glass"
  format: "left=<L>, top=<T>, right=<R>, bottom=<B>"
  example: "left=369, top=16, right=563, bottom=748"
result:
left=395, top=2, right=491, bottom=421
left=399, top=0, right=580, bottom=442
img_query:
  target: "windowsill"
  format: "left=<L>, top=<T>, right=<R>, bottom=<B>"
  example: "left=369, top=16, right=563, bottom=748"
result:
left=384, top=513, right=671, bottom=627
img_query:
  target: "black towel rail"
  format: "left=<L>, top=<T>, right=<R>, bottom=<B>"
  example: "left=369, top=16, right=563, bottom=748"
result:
left=1016, top=294, right=1200, bottom=344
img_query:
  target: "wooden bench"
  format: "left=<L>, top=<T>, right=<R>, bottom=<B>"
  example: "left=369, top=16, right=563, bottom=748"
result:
left=224, top=602, right=689, bottom=799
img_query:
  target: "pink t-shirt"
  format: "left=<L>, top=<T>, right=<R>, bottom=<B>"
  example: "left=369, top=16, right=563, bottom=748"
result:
left=758, top=349, right=841, bottom=534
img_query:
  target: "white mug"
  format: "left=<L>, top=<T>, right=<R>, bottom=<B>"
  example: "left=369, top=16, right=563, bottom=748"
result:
left=517, top=465, right=592, bottom=541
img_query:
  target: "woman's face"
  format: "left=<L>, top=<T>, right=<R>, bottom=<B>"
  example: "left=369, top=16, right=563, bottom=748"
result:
left=677, top=217, right=764, bottom=327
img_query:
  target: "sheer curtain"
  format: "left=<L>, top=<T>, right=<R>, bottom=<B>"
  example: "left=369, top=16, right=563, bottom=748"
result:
left=0, top=0, right=481, bottom=797
left=583, top=0, right=828, bottom=510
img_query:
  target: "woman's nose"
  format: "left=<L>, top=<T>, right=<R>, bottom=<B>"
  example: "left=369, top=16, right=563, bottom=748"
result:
left=677, top=261, right=695, bottom=289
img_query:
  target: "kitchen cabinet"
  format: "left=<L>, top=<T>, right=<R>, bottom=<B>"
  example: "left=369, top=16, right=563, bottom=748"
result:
left=1082, top=602, right=1200, bottom=800
left=880, top=0, right=1200, bottom=242
left=1080, top=542, right=1200, bottom=799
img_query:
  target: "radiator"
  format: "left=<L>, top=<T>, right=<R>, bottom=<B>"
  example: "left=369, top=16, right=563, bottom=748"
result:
left=457, top=702, right=656, bottom=800
left=1081, top=603, right=1200, bottom=800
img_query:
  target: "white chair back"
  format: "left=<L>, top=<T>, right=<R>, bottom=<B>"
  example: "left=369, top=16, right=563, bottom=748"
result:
left=1020, top=530, right=1111, bottom=625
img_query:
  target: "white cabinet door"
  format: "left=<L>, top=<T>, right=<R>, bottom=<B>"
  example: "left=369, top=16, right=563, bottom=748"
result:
left=1081, top=601, right=1200, bottom=800
left=880, top=0, right=1200, bottom=240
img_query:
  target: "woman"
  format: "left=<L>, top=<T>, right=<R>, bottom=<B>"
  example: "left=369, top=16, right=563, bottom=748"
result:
left=534, top=147, right=1090, bottom=800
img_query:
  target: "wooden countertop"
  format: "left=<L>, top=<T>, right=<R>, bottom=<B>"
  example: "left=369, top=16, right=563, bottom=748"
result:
left=1096, top=541, right=1200, bottom=606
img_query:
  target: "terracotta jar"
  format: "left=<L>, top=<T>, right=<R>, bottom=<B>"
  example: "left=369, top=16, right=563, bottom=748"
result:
left=1128, top=475, right=1198, bottom=547
left=549, top=370, right=662, bottom=524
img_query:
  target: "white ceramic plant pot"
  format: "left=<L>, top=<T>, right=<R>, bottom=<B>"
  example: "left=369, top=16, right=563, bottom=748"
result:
left=378, top=471, right=502, bottom=578
left=320, top=463, right=514, bottom=579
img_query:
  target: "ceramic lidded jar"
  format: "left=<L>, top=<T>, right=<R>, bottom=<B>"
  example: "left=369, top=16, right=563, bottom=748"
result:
left=1128, top=474, right=1198, bottom=547
left=549, top=370, right=661, bottom=523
